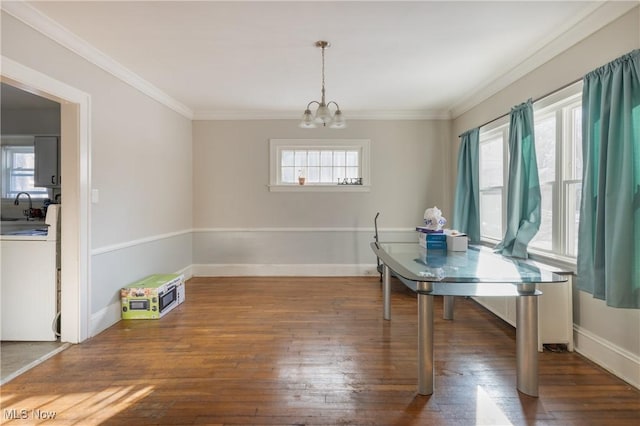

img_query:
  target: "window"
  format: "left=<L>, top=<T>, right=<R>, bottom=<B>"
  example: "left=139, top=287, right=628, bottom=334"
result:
left=2, top=145, right=48, bottom=199
left=529, top=85, right=582, bottom=257
left=478, top=82, right=583, bottom=260
left=479, top=121, right=508, bottom=241
left=269, top=139, right=370, bottom=192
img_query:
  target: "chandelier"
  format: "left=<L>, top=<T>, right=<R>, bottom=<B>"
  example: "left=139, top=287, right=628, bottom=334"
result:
left=300, top=41, right=346, bottom=129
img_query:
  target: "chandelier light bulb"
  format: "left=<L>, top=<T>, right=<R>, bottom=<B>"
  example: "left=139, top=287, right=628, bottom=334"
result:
left=330, top=109, right=346, bottom=129
left=300, top=109, right=317, bottom=128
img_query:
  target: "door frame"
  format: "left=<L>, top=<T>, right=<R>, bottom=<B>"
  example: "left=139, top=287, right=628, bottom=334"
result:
left=2, top=56, right=91, bottom=343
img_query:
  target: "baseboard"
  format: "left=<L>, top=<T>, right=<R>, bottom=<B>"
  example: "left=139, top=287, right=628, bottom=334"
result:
left=89, top=301, right=121, bottom=338
left=192, top=263, right=379, bottom=277
left=574, top=324, right=640, bottom=389
left=175, top=264, right=194, bottom=280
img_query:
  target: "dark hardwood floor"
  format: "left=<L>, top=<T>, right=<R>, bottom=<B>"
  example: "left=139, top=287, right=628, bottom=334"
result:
left=1, top=277, right=638, bottom=425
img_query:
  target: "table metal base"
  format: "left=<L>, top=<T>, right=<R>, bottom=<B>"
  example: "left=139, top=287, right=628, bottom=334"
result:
left=417, top=292, right=434, bottom=395
left=443, top=295, right=455, bottom=320
left=383, top=264, right=391, bottom=320
left=516, top=294, right=539, bottom=397
left=381, top=264, right=540, bottom=397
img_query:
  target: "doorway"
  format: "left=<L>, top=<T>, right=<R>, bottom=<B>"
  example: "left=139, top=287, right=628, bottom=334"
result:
left=1, top=56, right=91, bottom=345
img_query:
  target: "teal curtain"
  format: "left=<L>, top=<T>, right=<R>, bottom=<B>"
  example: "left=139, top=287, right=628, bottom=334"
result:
left=577, top=49, right=640, bottom=309
left=495, top=100, right=541, bottom=258
left=453, top=128, right=480, bottom=242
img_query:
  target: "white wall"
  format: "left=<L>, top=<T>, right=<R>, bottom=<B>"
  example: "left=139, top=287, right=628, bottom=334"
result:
left=450, top=7, right=640, bottom=388
left=192, top=119, right=450, bottom=274
left=1, top=11, right=193, bottom=335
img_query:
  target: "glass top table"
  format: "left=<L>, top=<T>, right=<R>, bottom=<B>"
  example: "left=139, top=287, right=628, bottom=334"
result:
left=371, top=242, right=568, bottom=397
left=373, top=242, right=565, bottom=289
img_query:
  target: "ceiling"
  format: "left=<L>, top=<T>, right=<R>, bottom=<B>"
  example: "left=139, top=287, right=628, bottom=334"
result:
left=3, top=1, right=635, bottom=119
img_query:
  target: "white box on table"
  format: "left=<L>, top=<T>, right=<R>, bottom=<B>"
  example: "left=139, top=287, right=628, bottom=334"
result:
left=445, top=232, right=468, bottom=251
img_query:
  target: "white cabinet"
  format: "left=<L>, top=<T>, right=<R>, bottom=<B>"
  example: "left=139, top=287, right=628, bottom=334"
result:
left=34, top=136, right=60, bottom=187
left=1, top=206, right=59, bottom=341
left=1, top=239, right=57, bottom=340
left=474, top=273, right=574, bottom=352
left=537, top=274, right=574, bottom=351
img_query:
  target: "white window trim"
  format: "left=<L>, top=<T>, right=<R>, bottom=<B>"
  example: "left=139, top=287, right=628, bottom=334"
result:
left=268, top=139, right=371, bottom=192
left=529, top=82, right=582, bottom=260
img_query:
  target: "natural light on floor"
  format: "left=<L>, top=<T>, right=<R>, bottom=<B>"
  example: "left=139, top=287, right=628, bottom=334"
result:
left=475, top=385, right=513, bottom=425
left=1, top=385, right=154, bottom=424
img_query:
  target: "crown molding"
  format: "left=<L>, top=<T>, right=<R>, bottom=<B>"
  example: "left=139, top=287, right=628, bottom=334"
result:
left=347, top=109, right=451, bottom=120
left=6, top=1, right=630, bottom=124
left=2, top=1, right=446, bottom=123
left=1, top=1, right=194, bottom=120
left=193, top=109, right=451, bottom=121
left=193, top=110, right=301, bottom=121
left=449, top=1, right=638, bottom=119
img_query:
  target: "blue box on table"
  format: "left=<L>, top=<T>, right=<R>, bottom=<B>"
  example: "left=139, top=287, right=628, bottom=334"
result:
left=416, top=227, right=447, bottom=250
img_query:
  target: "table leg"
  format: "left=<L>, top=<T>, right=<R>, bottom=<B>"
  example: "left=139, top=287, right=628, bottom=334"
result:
left=443, top=295, right=455, bottom=320
left=383, top=263, right=391, bottom=320
left=417, top=290, right=434, bottom=395
left=516, top=294, right=539, bottom=397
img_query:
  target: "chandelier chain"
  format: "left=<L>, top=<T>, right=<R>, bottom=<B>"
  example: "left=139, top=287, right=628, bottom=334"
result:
left=321, top=44, right=326, bottom=104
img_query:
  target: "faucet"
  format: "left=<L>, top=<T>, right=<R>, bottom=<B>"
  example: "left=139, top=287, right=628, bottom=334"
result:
left=14, top=192, right=33, bottom=220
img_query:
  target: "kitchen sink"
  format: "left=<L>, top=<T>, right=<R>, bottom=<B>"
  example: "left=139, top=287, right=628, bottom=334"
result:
left=5, top=228, right=48, bottom=236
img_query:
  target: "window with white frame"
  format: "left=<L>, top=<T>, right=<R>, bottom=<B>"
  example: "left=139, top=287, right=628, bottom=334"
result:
left=478, top=82, right=583, bottom=260
left=2, top=145, right=48, bottom=199
left=529, top=85, right=582, bottom=257
left=269, top=139, right=370, bottom=191
left=479, top=121, right=508, bottom=241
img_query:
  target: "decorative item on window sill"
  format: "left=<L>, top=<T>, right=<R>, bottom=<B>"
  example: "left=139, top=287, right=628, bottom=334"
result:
left=338, top=178, right=362, bottom=185
left=300, top=41, right=346, bottom=129
left=298, top=169, right=306, bottom=185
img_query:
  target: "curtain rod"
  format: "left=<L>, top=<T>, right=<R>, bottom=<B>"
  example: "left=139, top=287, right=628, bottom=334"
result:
left=470, top=76, right=584, bottom=133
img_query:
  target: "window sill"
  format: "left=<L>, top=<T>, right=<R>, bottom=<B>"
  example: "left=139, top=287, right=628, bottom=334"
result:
left=479, top=238, right=577, bottom=273
left=268, top=184, right=371, bottom=193
left=526, top=249, right=577, bottom=274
